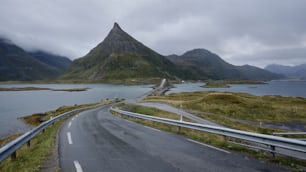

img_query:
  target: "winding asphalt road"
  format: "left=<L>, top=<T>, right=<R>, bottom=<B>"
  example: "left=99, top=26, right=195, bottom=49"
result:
left=134, top=102, right=220, bottom=126
left=59, top=105, right=287, bottom=172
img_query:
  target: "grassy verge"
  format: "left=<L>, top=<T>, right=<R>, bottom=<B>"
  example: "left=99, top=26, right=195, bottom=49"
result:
left=119, top=104, right=196, bottom=122
left=21, top=100, right=113, bottom=126
left=0, top=99, right=115, bottom=171
left=113, top=104, right=306, bottom=171
left=142, top=91, right=306, bottom=124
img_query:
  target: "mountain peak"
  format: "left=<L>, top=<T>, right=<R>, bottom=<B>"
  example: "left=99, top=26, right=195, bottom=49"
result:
left=100, top=22, right=141, bottom=52
left=63, top=23, right=178, bottom=82
left=113, top=22, right=121, bottom=29
left=110, top=22, right=123, bottom=33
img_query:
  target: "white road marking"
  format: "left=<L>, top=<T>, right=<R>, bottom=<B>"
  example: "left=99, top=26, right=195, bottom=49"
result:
left=73, top=160, right=83, bottom=172
left=68, top=121, right=72, bottom=128
left=187, top=139, right=230, bottom=154
left=72, top=117, right=75, bottom=121
left=144, top=126, right=161, bottom=132
left=67, top=132, right=73, bottom=145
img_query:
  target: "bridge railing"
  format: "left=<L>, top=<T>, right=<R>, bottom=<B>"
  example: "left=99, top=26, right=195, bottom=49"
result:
left=110, top=107, right=306, bottom=160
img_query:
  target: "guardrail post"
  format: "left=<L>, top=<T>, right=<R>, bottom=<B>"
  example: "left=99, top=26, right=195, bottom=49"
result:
left=270, top=145, right=275, bottom=158
left=11, top=151, right=17, bottom=161
left=27, top=140, right=31, bottom=147
left=177, top=126, right=182, bottom=134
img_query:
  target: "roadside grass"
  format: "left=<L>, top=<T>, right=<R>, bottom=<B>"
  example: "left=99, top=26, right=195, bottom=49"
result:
left=113, top=104, right=306, bottom=171
left=22, top=100, right=113, bottom=127
left=0, top=99, right=115, bottom=172
left=119, top=104, right=180, bottom=120
left=142, top=91, right=306, bottom=124
left=195, top=112, right=282, bottom=134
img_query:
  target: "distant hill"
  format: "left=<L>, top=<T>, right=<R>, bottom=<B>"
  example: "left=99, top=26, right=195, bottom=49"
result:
left=62, top=23, right=180, bottom=83
left=166, top=49, right=283, bottom=80
left=265, top=64, right=306, bottom=79
left=0, top=38, right=71, bottom=81
left=29, top=51, right=72, bottom=73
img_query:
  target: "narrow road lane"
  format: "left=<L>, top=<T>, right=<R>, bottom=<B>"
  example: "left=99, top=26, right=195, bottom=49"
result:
left=59, top=105, right=287, bottom=172
left=135, top=102, right=219, bottom=126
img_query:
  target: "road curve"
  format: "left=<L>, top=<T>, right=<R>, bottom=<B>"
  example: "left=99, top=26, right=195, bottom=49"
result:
left=135, top=102, right=219, bottom=126
left=59, top=105, right=287, bottom=172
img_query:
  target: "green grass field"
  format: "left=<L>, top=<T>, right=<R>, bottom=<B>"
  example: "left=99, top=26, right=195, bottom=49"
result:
left=142, top=91, right=306, bottom=124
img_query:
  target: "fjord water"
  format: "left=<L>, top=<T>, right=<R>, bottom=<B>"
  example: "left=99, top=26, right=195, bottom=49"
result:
left=168, top=80, right=306, bottom=98
left=1, top=80, right=305, bottom=139
left=0, top=84, right=152, bottom=138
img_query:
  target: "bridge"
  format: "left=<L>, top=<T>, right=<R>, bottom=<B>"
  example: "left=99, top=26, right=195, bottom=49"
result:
left=150, top=78, right=172, bottom=96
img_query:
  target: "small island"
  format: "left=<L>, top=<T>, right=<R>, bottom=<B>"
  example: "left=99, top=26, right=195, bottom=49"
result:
left=0, top=87, right=89, bottom=92
left=202, top=80, right=265, bottom=88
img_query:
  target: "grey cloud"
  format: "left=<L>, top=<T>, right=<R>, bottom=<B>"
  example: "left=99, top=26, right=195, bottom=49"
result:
left=230, top=47, right=306, bottom=68
left=0, top=0, right=305, bottom=67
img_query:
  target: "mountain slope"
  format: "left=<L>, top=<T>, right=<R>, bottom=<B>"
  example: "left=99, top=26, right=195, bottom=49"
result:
left=62, top=23, right=179, bottom=82
left=29, top=51, right=72, bottom=73
left=0, top=38, right=63, bottom=81
left=265, top=64, right=306, bottom=79
left=166, top=49, right=283, bottom=80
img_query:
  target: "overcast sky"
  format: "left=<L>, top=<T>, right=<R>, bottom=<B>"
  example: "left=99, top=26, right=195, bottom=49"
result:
left=1, top=0, right=306, bottom=68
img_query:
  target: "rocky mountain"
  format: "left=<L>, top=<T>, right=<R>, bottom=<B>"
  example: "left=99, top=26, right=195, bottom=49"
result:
left=1, top=23, right=283, bottom=83
left=0, top=38, right=71, bottom=81
left=265, top=64, right=306, bottom=79
left=166, top=49, right=283, bottom=80
left=62, top=23, right=179, bottom=82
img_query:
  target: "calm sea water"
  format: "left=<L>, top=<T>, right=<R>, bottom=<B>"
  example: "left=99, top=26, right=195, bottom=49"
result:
left=0, top=84, right=152, bottom=138
left=168, top=80, right=306, bottom=98
left=0, top=80, right=305, bottom=138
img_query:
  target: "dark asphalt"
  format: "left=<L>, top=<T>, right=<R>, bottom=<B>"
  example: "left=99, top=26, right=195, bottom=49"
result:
left=59, top=105, right=288, bottom=172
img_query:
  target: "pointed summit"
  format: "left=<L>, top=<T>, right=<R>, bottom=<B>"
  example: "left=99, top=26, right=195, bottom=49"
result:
left=109, top=22, right=123, bottom=34
left=62, top=23, right=178, bottom=82
left=100, top=22, right=143, bottom=52
left=113, top=22, right=121, bottom=29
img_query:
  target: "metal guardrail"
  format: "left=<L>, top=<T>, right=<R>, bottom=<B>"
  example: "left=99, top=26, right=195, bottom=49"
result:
left=0, top=106, right=93, bottom=162
left=111, top=107, right=306, bottom=160
left=273, top=132, right=306, bottom=135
